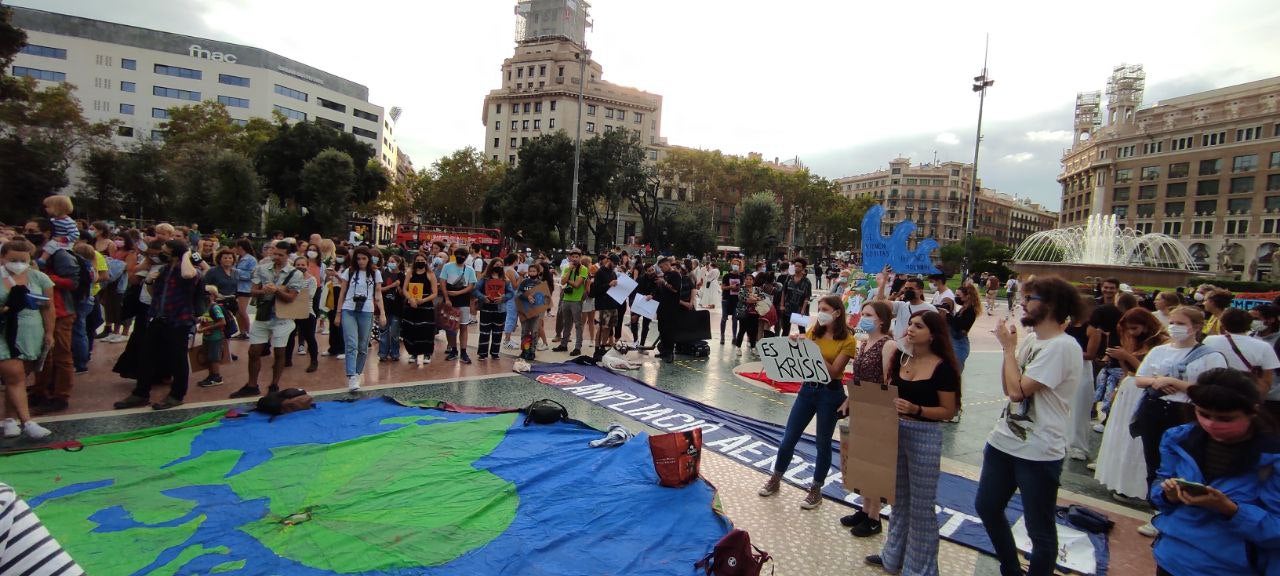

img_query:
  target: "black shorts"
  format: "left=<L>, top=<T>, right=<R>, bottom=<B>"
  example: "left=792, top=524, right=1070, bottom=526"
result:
left=236, top=291, right=251, bottom=298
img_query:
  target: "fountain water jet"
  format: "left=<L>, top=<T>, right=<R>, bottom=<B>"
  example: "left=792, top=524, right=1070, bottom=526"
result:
left=1011, top=213, right=1207, bottom=286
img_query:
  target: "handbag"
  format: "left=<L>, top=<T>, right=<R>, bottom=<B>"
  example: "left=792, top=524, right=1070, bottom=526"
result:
left=436, top=300, right=460, bottom=332
left=649, top=428, right=703, bottom=488
left=695, top=529, right=772, bottom=576
left=188, top=342, right=210, bottom=373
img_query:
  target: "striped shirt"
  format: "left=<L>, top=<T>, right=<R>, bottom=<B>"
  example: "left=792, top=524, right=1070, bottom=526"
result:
left=0, top=484, right=84, bottom=576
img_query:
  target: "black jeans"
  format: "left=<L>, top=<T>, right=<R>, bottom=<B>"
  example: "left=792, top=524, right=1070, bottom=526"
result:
left=720, top=295, right=738, bottom=340
left=133, top=319, right=194, bottom=401
left=735, top=315, right=759, bottom=348
left=974, top=444, right=1064, bottom=576
left=1137, top=396, right=1192, bottom=489
left=286, top=315, right=318, bottom=365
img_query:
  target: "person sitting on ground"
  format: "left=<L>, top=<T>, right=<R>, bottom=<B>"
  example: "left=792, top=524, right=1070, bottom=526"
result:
left=1150, top=367, right=1280, bottom=576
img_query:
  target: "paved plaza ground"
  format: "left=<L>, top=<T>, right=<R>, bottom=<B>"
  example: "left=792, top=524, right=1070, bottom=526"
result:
left=4, top=292, right=1156, bottom=575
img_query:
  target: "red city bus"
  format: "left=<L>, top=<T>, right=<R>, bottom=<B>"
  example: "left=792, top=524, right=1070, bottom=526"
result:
left=395, top=224, right=509, bottom=258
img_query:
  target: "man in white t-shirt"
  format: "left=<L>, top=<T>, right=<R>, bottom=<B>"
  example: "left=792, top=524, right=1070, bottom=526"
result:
left=1203, top=307, right=1280, bottom=398
left=1005, top=275, right=1019, bottom=313
left=875, top=275, right=936, bottom=349
left=928, top=273, right=955, bottom=315
left=977, top=276, right=1083, bottom=576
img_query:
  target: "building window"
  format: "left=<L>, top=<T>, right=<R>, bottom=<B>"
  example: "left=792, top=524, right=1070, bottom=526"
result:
left=1113, top=205, right=1128, bottom=218
left=495, top=121, right=501, bottom=131
left=20, top=44, right=68, bottom=59
left=150, top=130, right=165, bottom=141
left=520, top=102, right=528, bottom=113
left=1230, top=176, right=1255, bottom=194
left=1162, top=221, right=1182, bottom=236
left=634, top=112, right=643, bottom=124
left=509, top=155, right=516, bottom=165
left=1267, top=196, right=1280, bottom=212
left=1202, top=131, right=1227, bottom=146
left=152, top=108, right=169, bottom=119
left=1169, top=162, right=1189, bottom=178
left=316, top=117, right=344, bottom=131
left=549, top=118, right=556, bottom=130
left=516, top=83, right=522, bottom=90
left=1199, top=159, right=1222, bottom=175
left=534, top=102, right=542, bottom=113
left=510, top=121, right=518, bottom=130
left=121, top=58, right=136, bottom=70
left=273, top=104, right=306, bottom=121
left=1114, top=168, right=1132, bottom=183
left=117, top=126, right=134, bottom=137
left=1165, top=201, right=1184, bottom=216
left=1270, top=174, right=1280, bottom=192
left=154, top=64, right=202, bottom=80
left=120, top=81, right=136, bottom=93
left=1195, top=200, right=1217, bottom=215
left=216, top=73, right=250, bottom=87
left=1171, top=136, right=1193, bottom=151
left=495, top=103, right=502, bottom=114
left=316, top=98, right=345, bottom=113
left=587, top=104, right=597, bottom=116
left=1142, top=141, right=1163, bottom=155
left=1271, top=151, right=1280, bottom=169
left=215, top=95, right=249, bottom=108
left=1196, top=180, right=1220, bottom=196
left=521, top=137, right=528, bottom=145
left=1226, top=220, right=1249, bottom=235
left=1266, top=219, right=1280, bottom=234
left=11, top=67, right=65, bottom=82
left=1236, top=126, right=1263, bottom=142
left=1233, top=154, right=1258, bottom=172
left=493, top=155, right=499, bottom=162
left=274, top=84, right=308, bottom=102
left=229, top=118, right=247, bottom=127
left=521, top=120, right=529, bottom=130
left=1192, top=220, right=1214, bottom=235
left=550, top=100, right=557, bottom=112
left=510, top=137, right=517, bottom=147
left=516, top=68, right=523, bottom=78
left=1166, top=182, right=1187, bottom=197
left=605, top=108, right=614, bottom=119
left=1113, top=187, right=1130, bottom=201
left=1229, top=198, right=1252, bottom=213
left=1118, top=145, right=1136, bottom=158
left=1140, top=166, right=1160, bottom=181
left=1139, top=185, right=1157, bottom=199
left=353, top=109, right=378, bottom=122
left=493, top=137, right=500, bottom=148
left=119, top=103, right=134, bottom=115
left=352, top=126, right=377, bottom=139
left=153, top=86, right=200, bottom=101
left=1136, top=203, right=1155, bottom=218
left=533, top=119, right=541, bottom=130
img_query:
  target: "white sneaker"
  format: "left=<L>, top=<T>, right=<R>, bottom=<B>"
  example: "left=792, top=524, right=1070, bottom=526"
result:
left=23, top=421, right=51, bottom=440
left=1092, top=423, right=1105, bottom=433
left=408, top=355, right=418, bottom=365
left=297, top=345, right=306, bottom=355
left=337, top=354, right=346, bottom=360
left=537, top=342, right=549, bottom=351
left=1137, top=522, right=1158, bottom=538
left=422, top=356, right=431, bottom=365
left=504, top=341, right=518, bottom=350
left=347, top=375, right=360, bottom=393
left=1, top=418, right=19, bottom=438
left=321, top=328, right=330, bottom=335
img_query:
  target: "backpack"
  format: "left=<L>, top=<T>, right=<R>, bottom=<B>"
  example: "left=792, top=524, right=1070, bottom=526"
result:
left=1056, top=504, right=1114, bottom=534
left=66, top=251, right=93, bottom=303
left=649, top=428, right=703, bottom=488
left=523, top=399, right=568, bottom=426
left=255, top=388, right=314, bottom=417
left=695, top=529, right=772, bottom=576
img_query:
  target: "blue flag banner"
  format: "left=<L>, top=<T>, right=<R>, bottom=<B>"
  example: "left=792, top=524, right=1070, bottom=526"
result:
left=525, top=363, right=1109, bottom=575
left=860, top=204, right=942, bottom=275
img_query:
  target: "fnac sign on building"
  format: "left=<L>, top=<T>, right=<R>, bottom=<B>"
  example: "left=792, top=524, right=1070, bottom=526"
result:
left=188, top=44, right=237, bottom=63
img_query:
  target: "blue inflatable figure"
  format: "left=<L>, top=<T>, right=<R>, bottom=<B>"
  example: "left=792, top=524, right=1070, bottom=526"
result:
left=859, top=204, right=941, bottom=275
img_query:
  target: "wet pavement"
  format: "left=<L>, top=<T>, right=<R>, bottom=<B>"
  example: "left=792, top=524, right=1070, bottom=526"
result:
left=5, top=296, right=1157, bottom=575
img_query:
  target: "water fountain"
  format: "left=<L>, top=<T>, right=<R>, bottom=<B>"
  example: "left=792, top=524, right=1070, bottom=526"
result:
left=1011, top=213, right=1208, bottom=286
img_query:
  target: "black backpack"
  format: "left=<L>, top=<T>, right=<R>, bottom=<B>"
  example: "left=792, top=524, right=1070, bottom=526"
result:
left=66, top=251, right=93, bottom=303
left=255, top=388, right=313, bottom=416
left=523, top=399, right=568, bottom=426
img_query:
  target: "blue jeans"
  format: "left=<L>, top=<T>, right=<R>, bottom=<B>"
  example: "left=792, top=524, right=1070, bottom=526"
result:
left=378, top=314, right=401, bottom=359
left=72, top=296, right=95, bottom=371
left=974, top=444, right=1064, bottom=576
left=774, top=382, right=846, bottom=486
left=951, top=329, right=971, bottom=371
left=342, top=309, right=374, bottom=376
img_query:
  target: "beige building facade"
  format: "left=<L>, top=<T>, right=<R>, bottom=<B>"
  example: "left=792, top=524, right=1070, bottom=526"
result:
left=1060, top=67, right=1280, bottom=277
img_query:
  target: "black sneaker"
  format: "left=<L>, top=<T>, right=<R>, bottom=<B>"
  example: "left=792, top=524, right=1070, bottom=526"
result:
left=864, top=555, right=884, bottom=567
left=850, top=517, right=882, bottom=537
left=229, top=385, right=261, bottom=399
left=197, top=375, right=224, bottom=388
left=460, top=352, right=472, bottom=365
left=445, top=349, right=458, bottom=361
left=151, top=396, right=184, bottom=411
left=113, top=395, right=149, bottom=409
left=569, top=348, right=581, bottom=356
left=33, top=397, right=69, bottom=415
left=477, top=353, right=488, bottom=360
left=840, top=511, right=868, bottom=527
left=267, top=385, right=280, bottom=395
left=551, top=345, right=568, bottom=352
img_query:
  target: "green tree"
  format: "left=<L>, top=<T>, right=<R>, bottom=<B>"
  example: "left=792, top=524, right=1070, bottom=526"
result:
left=421, top=147, right=503, bottom=226
left=736, top=191, right=781, bottom=259
left=579, top=129, right=648, bottom=251
left=203, top=150, right=263, bottom=235
left=115, top=140, right=171, bottom=221
left=78, top=147, right=123, bottom=219
left=298, top=148, right=355, bottom=236
left=255, top=119, right=379, bottom=209
left=940, top=236, right=1012, bottom=276
left=0, top=6, right=27, bottom=102
left=658, top=204, right=716, bottom=257
left=485, top=133, right=574, bottom=248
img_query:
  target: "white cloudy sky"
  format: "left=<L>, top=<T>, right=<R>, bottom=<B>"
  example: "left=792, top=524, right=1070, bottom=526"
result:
left=14, top=0, right=1280, bottom=210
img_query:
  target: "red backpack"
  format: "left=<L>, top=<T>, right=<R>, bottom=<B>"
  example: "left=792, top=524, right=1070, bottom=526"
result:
left=649, top=429, right=702, bottom=488
left=695, top=529, right=772, bottom=576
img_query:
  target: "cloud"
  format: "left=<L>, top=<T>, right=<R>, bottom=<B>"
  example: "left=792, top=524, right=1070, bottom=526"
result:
left=1025, top=130, right=1072, bottom=143
left=934, top=132, right=960, bottom=146
left=1001, top=152, right=1035, bottom=163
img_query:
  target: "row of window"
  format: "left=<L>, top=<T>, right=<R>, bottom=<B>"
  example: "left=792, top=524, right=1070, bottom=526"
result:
left=20, top=44, right=67, bottom=59
left=1115, top=153, right=1280, bottom=183
left=154, top=64, right=201, bottom=80
left=1100, top=125, right=1280, bottom=159
left=274, top=84, right=308, bottom=102
left=498, top=118, right=557, bottom=133
left=497, top=100, right=558, bottom=115
left=12, top=66, right=65, bottom=82
left=1114, top=174, right=1280, bottom=201
left=217, top=95, right=249, bottom=108
left=154, top=85, right=200, bottom=101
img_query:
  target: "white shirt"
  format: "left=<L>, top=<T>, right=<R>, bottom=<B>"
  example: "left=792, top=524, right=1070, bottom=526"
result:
left=1136, top=343, right=1229, bottom=403
left=930, top=288, right=955, bottom=310
left=987, top=331, right=1082, bottom=461
left=1204, top=333, right=1280, bottom=400
left=890, top=300, right=937, bottom=341
left=1005, top=278, right=1018, bottom=293
left=339, top=269, right=382, bottom=312
left=1154, top=310, right=1171, bottom=326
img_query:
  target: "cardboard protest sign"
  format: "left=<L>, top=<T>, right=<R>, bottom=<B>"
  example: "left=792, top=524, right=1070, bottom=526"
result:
left=860, top=204, right=941, bottom=275
left=757, top=337, right=830, bottom=384
left=631, top=297, right=659, bottom=320
left=843, top=379, right=898, bottom=507
left=405, top=281, right=424, bottom=300
left=520, top=282, right=551, bottom=320
left=485, top=278, right=506, bottom=301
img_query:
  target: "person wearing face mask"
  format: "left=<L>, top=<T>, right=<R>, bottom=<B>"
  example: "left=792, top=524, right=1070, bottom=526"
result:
left=313, top=239, right=335, bottom=335
left=978, top=276, right=1084, bottom=576
left=1131, top=305, right=1228, bottom=538
left=400, top=254, right=438, bottom=365
left=630, top=262, right=657, bottom=348
left=1150, top=368, right=1280, bottom=576
left=1203, top=308, right=1280, bottom=400
left=777, top=258, right=813, bottom=336
left=376, top=255, right=405, bottom=363
left=22, top=219, right=79, bottom=416
left=874, top=272, right=936, bottom=352
left=1201, top=289, right=1233, bottom=337
left=322, top=247, right=350, bottom=357
left=720, top=259, right=742, bottom=345
left=279, top=255, right=320, bottom=373
left=0, top=240, right=54, bottom=439
left=759, top=295, right=856, bottom=510
left=841, top=300, right=898, bottom=537
left=230, top=239, right=257, bottom=339
left=948, top=284, right=981, bottom=370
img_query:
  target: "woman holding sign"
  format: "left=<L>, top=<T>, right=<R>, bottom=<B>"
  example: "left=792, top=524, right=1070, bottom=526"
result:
left=399, top=253, right=438, bottom=366
left=842, top=300, right=898, bottom=537
left=759, top=295, right=856, bottom=509
left=475, top=259, right=515, bottom=360
left=864, top=310, right=960, bottom=575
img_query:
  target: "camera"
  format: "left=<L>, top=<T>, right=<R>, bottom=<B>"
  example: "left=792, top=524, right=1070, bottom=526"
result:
left=352, top=294, right=368, bottom=309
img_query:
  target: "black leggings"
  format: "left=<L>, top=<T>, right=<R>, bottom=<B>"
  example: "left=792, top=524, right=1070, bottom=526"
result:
left=286, top=316, right=318, bottom=364
left=630, top=314, right=652, bottom=346
left=735, top=315, right=759, bottom=348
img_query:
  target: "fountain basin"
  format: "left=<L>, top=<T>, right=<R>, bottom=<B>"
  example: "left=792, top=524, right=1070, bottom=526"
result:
left=1010, top=261, right=1211, bottom=288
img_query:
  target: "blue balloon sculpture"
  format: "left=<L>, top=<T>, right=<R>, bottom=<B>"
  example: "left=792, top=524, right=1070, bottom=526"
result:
left=860, top=204, right=941, bottom=275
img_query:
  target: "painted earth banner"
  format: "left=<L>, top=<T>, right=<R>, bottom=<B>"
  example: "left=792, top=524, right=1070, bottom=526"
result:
left=525, top=363, right=1109, bottom=575
left=1, top=398, right=730, bottom=575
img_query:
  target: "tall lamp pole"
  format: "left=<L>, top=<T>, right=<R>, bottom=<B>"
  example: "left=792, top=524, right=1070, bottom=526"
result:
left=570, top=48, right=591, bottom=250
left=963, top=35, right=994, bottom=282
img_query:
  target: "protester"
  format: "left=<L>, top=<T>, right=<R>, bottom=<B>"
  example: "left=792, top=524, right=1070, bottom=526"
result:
left=927, top=273, right=955, bottom=315
left=1088, top=286, right=1124, bottom=432
left=228, top=242, right=306, bottom=399
left=231, top=239, right=257, bottom=339
left=1150, top=367, right=1280, bottom=576
left=580, top=255, right=598, bottom=346
left=587, top=254, right=621, bottom=359
left=335, top=247, right=385, bottom=391
left=759, top=295, right=855, bottom=509
left=24, top=218, right=80, bottom=415
left=719, top=259, right=742, bottom=345
left=698, top=260, right=720, bottom=309
left=0, top=239, right=54, bottom=439
left=983, top=273, right=1001, bottom=314
left=500, top=253, right=521, bottom=350
left=875, top=273, right=936, bottom=350
left=1251, top=303, right=1280, bottom=346
left=1201, top=289, right=1233, bottom=336
left=515, top=263, right=546, bottom=361
left=777, top=258, right=813, bottom=336
left=377, top=254, right=405, bottom=363
left=1004, top=274, right=1019, bottom=314
left=1066, top=295, right=1096, bottom=463
left=842, top=300, right=898, bottom=537
left=1203, top=307, right=1279, bottom=399
left=865, top=310, right=960, bottom=574
left=977, top=276, right=1083, bottom=576
left=1153, top=291, right=1179, bottom=326
left=400, top=252, right=438, bottom=365
left=652, top=257, right=682, bottom=363
left=322, top=245, right=349, bottom=356
left=475, top=258, right=514, bottom=360
left=948, top=283, right=981, bottom=370
left=69, top=242, right=99, bottom=374
left=195, top=285, right=228, bottom=388
left=1132, top=305, right=1228, bottom=537
left=283, top=255, right=319, bottom=373
left=630, top=261, right=656, bottom=348
left=553, top=249, right=589, bottom=356
left=112, top=239, right=200, bottom=410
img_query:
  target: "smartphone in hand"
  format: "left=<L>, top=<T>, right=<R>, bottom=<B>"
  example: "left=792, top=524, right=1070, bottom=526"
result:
left=1174, top=478, right=1210, bottom=496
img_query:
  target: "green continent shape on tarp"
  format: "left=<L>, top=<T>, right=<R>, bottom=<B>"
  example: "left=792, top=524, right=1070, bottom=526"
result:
left=0, top=412, right=234, bottom=576
left=228, top=413, right=520, bottom=572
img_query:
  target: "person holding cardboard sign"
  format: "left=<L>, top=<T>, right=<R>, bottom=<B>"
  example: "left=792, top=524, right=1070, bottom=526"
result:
left=863, top=310, right=960, bottom=575
left=841, top=300, right=898, bottom=537
left=759, top=295, right=856, bottom=509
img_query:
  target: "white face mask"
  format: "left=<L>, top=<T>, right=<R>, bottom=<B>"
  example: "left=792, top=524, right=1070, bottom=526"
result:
left=1167, top=324, right=1191, bottom=341
left=816, top=311, right=834, bottom=326
left=306, top=250, right=318, bottom=259
left=1252, top=320, right=1266, bottom=333
left=4, top=261, right=30, bottom=275
left=336, top=257, right=346, bottom=264
left=1193, top=292, right=1205, bottom=302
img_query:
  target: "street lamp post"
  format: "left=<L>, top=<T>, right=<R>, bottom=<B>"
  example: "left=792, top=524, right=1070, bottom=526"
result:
left=570, top=48, right=591, bottom=250
left=963, top=35, right=994, bottom=282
